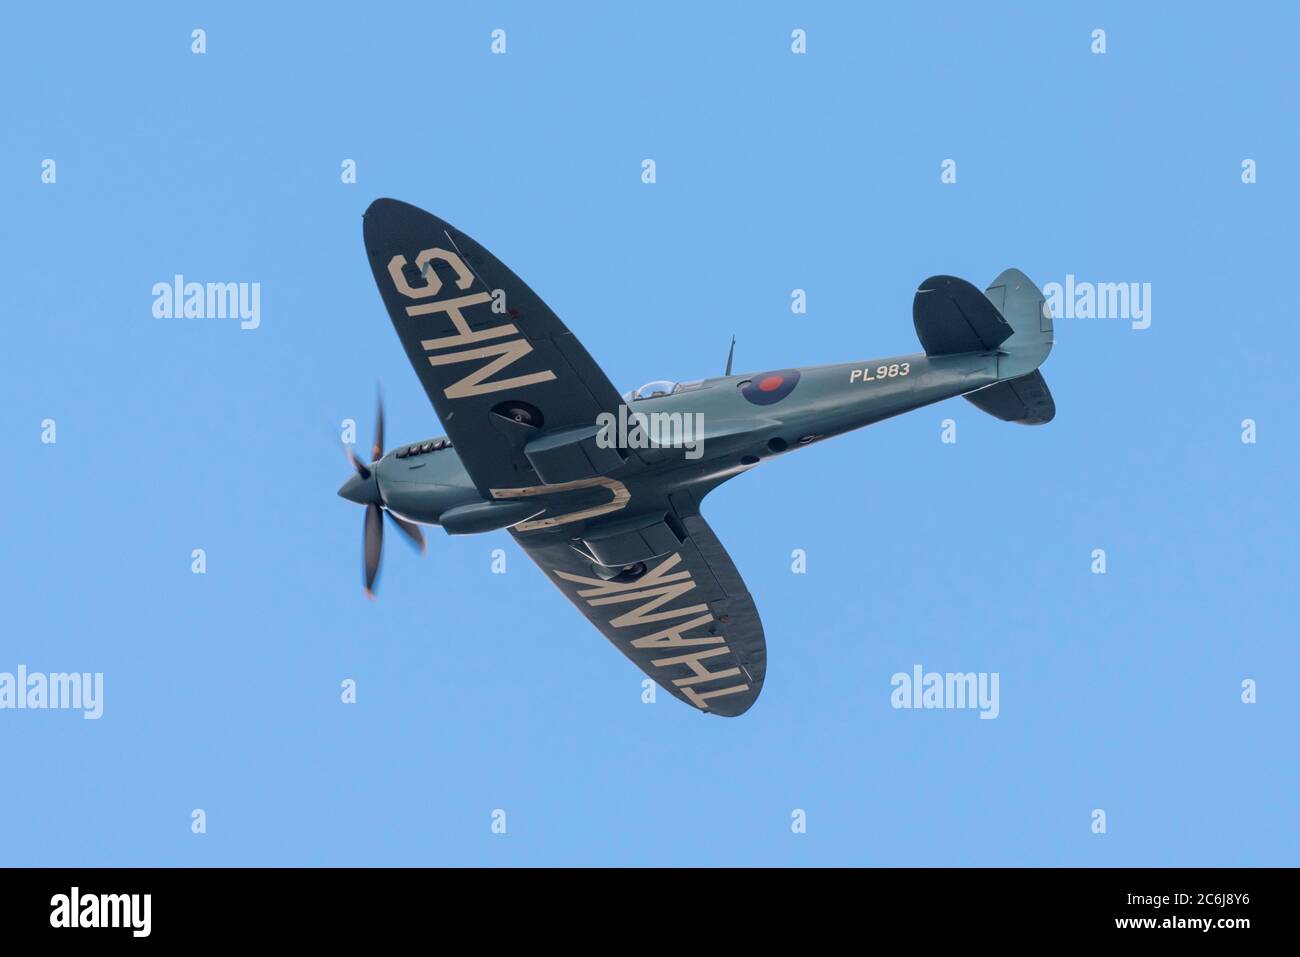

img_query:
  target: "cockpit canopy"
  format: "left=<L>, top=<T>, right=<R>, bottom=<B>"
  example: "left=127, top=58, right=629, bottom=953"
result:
left=622, top=379, right=678, bottom=402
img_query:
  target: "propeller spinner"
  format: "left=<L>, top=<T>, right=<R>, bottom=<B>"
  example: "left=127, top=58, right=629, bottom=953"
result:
left=338, top=393, right=426, bottom=597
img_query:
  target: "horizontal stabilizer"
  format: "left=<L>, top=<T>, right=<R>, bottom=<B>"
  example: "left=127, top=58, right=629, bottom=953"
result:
left=913, top=275, right=1013, bottom=356
left=964, top=370, right=1055, bottom=425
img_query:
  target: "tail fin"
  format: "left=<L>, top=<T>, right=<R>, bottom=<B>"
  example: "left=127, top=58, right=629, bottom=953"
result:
left=982, top=268, right=1054, bottom=379
left=913, top=269, right=1056, bottom=425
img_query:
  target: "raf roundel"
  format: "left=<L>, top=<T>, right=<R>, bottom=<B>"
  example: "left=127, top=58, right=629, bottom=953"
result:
left=741, top=369, right=801, bottom=405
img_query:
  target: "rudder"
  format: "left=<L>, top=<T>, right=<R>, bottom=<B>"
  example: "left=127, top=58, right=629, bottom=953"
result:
left=982, top=268, right=1053, bottom=380
left=967, top=268, right=1056, bottom=425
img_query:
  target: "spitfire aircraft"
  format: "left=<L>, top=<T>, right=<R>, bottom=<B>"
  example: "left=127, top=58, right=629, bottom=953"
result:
left=339, top=199, right=1056, bottom=716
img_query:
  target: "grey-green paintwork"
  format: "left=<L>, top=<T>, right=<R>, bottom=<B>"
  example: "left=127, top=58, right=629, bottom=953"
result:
left=368, top=349, right=1003, bottom=531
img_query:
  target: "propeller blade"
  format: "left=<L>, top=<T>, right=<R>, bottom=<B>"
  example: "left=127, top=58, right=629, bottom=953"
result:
left=371, top=392, right=385, bottom=463
left=344, top=443, right=371, bottom=480
left=363, top=502, right=384, bottom=597
left=386, top=511, right=427, bottom=553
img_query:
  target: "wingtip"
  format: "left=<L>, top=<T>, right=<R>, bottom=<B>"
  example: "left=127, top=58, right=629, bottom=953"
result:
left=362, top=198, right=460, bottom=251
left=364, top=196, right=399, bottom=217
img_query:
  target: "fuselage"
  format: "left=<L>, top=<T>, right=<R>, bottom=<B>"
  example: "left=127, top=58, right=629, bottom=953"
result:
left=365, top=350, right=998, bottom=533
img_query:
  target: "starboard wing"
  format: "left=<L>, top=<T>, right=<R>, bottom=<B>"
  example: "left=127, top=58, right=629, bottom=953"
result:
left=363, top=199, right=626, bottom=494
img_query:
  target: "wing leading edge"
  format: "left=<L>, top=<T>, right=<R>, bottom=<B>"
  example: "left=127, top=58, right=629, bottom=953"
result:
left=512, top=505, right=767, bottom=717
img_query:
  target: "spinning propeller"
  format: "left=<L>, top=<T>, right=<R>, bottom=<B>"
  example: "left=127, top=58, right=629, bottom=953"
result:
left=338, top=393, right=426, bottom=597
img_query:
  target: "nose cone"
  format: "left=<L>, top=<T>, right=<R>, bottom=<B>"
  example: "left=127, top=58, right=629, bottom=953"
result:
left=338, top=472, right=377, bottom=505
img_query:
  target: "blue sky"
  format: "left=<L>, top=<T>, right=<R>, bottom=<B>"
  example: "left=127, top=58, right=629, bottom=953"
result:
left=2, top=1, right=1296, bottom=866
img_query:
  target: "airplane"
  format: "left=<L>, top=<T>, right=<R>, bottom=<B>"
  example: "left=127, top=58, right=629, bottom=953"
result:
left=339, top=198, right=1056, bottom=717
